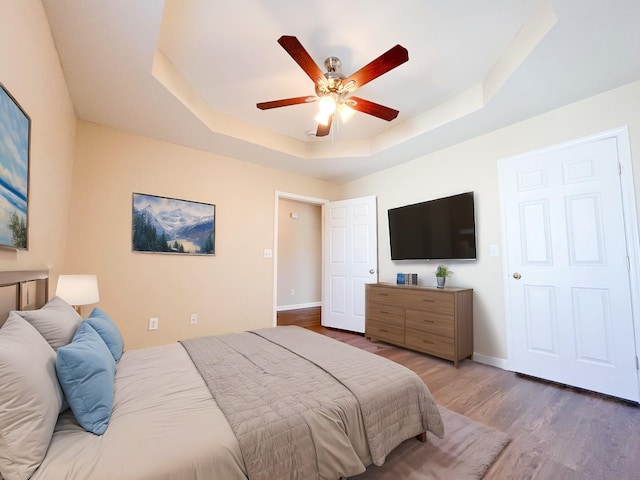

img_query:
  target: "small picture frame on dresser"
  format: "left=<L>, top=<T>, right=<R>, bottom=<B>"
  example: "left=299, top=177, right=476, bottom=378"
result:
left=396, top=273, right=418, bottom=285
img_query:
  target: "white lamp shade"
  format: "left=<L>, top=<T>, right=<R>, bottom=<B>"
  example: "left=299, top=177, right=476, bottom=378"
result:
left=56, top=275, right=100, bottom=306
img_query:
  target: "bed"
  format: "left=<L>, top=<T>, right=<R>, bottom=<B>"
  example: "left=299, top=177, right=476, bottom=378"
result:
left=0, top=271, right=444, bottom=480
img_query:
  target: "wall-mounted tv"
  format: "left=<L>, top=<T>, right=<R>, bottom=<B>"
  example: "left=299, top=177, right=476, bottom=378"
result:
left=388, top=192, right=477, bottom=260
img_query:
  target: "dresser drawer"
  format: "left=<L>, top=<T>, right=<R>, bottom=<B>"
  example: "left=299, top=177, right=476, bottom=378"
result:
left=406, top=309, right=454, bottom=338
left=404, top=289, right=455, bottom=315
left=366, top=303, right=404, bottom=326
left=366, top=318, right=405, bottom=344
left=405, top=330, right=454, bottom=360
left=366, top=285, right=409, bottom=307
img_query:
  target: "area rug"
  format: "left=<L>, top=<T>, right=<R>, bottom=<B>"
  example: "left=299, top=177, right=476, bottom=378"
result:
left=349, top=407, right=510, bottom=480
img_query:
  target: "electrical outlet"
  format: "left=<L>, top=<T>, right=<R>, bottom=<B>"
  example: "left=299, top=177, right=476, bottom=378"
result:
left=190, top=313, right=198, bottom=325
left=148, top=317, right=159, bottom=331
left=290, top=289, right=295, bottom=296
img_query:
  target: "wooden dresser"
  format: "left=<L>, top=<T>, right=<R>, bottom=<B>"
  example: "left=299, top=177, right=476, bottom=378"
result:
left=365, top=283, right=473, bottom=367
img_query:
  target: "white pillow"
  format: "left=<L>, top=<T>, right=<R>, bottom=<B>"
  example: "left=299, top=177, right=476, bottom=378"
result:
left=15, top=295, right=82, bottom=351
left=0, top=312, right=65, bottom=480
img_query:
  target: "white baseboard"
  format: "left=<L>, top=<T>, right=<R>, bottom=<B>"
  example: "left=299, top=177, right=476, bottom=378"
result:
left=472, top=352, right=510, bottom=370
left=276, top=302, right=321, bottom=312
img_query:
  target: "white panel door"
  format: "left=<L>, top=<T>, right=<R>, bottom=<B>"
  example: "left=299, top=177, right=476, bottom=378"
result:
left=322, top=196, right=378, bottom=333
left=500, top=135, right=639, bottom=401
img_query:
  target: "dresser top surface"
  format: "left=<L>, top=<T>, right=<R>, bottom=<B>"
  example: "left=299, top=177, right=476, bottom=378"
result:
left=371, top=282, right=473, bottom=293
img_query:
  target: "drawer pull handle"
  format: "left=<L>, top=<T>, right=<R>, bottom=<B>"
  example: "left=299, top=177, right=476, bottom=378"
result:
left=380, top=329, right=389, bottom=333
left=379, top=293, right=389, bottom=296
left=422, top=339, right=434, bottom=345
left=422, top=299, right=435, bottom=303
left=380, top=310, right=390, bottom=314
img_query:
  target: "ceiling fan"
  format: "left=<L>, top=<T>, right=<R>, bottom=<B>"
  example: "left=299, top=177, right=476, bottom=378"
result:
left=257, top=36, right=409, bottom=137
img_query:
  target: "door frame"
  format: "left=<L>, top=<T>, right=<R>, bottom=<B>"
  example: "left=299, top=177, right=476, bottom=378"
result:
left=272, top=191, right=329, bottom=326
left=499, top=127, right=640, bottom=386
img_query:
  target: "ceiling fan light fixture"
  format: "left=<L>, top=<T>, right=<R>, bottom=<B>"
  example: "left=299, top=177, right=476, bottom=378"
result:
left=338, top=104, right=355, bottom=123
left=314, top=111, right=332, bottom=126
left=318, top=95, right=336, bottom=115
left=342, top=80, right=357, bottom=92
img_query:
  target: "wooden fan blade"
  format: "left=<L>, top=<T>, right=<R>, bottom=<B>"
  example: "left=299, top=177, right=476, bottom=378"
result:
left=257, top=96, right=317, bottom=110
left=316, top=115, right=332, bottom=137
left=343, top=45, right=408, bottom=91
left=349, top=97, right=399, bottom=121
left=278, top=35, right=326, bottom=84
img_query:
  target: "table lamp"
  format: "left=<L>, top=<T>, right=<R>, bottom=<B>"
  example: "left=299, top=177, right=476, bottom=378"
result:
left=56, top=275, right=100, bottom=314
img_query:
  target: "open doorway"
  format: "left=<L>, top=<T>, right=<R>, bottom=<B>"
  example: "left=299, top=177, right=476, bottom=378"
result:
left=274, top=192, right=327, bottom=328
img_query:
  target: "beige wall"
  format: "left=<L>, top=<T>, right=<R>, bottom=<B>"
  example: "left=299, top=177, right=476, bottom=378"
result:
left=277, top=199, right=322, bottom=308
left=4, top=1, right=639, bottom=364
left=64, top=122, right=336, bottom=349
left=0, top=1, right=75, bottom=282
left=340, top=80, right=640, bottom=362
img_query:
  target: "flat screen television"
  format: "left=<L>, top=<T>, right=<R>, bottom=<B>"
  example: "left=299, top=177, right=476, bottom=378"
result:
left=388, top=192, right=477, bottom=260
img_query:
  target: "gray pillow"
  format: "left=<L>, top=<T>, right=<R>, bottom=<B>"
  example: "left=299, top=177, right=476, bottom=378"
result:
left=15, top=295, right=82, bottom=351
left=0, top=312, right=65, bottom=480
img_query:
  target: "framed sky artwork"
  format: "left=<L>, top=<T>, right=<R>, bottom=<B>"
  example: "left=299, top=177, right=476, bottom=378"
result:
left=0, top=83, right=30, bottom=250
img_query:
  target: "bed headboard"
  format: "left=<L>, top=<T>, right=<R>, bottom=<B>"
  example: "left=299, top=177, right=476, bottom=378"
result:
left=0, top=270, right=49, bottom=328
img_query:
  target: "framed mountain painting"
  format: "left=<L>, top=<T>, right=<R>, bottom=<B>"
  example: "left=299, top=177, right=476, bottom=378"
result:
left=0, top=83, right=30, bottom=250
left=132, top=193, right=215, bottom=255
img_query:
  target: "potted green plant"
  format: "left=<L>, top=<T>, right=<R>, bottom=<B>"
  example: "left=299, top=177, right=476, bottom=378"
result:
left=435, top=264, right=452, bottom=288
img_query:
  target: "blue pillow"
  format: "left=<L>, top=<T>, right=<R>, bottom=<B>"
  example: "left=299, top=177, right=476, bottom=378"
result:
left=56, top=322, right=116, bottom=435
left=87, top=307, right=124, bottom=362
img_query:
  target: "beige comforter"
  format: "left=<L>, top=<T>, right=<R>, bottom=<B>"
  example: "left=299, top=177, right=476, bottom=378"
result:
left=181, top=326, right=443, bottom=480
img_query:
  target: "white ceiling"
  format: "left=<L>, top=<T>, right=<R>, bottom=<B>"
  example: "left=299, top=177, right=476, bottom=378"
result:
left=42, top=0, right=640, bottom=183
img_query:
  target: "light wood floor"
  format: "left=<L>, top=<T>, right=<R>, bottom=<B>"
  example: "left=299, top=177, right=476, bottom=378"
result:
left=276, top=306, right=321, bottom=328
left=279, top=309, right=640, bottom=479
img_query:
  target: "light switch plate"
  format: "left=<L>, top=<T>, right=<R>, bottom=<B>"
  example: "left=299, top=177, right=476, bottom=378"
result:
left=148, top=317, right=159, bottom=331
